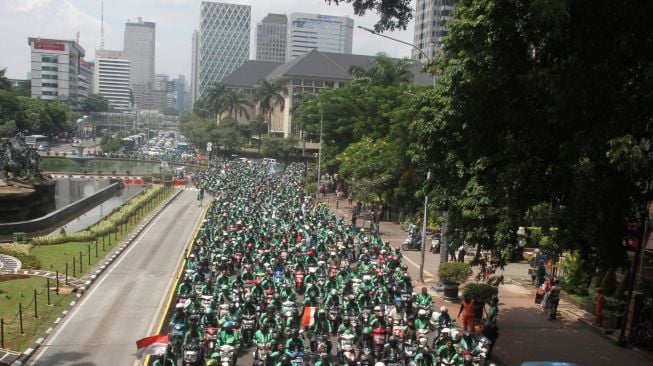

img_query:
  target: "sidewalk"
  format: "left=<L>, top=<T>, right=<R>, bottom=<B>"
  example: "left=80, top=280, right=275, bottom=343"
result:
left=321, top=193, right=652, bottom=365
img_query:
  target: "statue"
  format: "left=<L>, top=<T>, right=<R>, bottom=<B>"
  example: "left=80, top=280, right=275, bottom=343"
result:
left=0, top=133, right=45, bottom=186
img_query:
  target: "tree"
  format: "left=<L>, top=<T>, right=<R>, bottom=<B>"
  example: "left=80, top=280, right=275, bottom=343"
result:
left=204, top=82, right=227, bottom=118
left=100, top=133, right=125, bottom=153
left=255, top=80, right=285, bottom=134
left=261, top=135, right=299, bottom=161
left=0, top=69, right=11, bottom=90
left=216, top=117, right=243, bottom=151
left=11, top=80, right=31, bottom=97
left=222, top=89, right=252, bottom=120
left=349, top=53, right=414, bottom=86
left=325, top=0, right=413, bottom=32
left=82, top=94, right=109, bottom=113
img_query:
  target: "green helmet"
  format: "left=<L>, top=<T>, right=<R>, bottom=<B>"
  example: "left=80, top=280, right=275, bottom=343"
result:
left=206, top=360, right=218, bottom=366
left=205, top=307, right=213, bottom=315
left=363, top=327, right=372, bottom=335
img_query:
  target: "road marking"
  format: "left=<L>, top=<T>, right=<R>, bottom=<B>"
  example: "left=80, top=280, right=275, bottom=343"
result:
left=28, top=200, right=171, bottom=365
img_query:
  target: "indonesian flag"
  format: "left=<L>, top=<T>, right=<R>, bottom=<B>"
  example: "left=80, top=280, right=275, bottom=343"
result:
left=301, top=306, right=317, bottom=327
left=136, top=334, right=169, bottom=359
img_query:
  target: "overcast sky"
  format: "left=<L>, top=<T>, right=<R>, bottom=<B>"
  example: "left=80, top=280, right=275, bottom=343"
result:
left=0, top=0, right=417, bottom=80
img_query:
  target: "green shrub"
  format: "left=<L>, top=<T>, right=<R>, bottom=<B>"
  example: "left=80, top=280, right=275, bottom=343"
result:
left=438, top=262, right=473, bottom=285
left=12, top=232, right=27, bottom=244
left=462, top=283, right=498, bottom=304
left=560, top=251, right=590, bottom=296
left=0, top=247, right=40, bottom=269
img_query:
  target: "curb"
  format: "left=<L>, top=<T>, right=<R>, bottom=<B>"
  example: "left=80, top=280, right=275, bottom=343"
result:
left=8, top=188, right=182, bottom=366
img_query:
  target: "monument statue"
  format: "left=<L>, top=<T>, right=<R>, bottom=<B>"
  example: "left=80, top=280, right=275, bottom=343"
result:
left=0, top=133, right=45, bottom=186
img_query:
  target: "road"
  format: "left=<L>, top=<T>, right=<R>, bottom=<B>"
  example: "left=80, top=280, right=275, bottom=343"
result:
left=28, top=190, right=204, bottom=366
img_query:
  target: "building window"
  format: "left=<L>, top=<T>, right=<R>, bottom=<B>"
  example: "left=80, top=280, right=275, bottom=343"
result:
left=42, top=90, right=59, bottom=96
left=41, top=56, right=58, bottom=63
left=42, top=65, right=58, bottom=71
left=42, top=74, right=58, bottom=80
left=42, top=82, right=58, bottom=88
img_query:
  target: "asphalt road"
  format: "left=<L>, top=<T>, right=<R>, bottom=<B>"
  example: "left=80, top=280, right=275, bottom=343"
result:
left=28, top=190, right=204, bottom=366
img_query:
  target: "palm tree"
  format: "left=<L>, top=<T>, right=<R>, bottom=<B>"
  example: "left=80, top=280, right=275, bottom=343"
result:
left=349, top=53, right=414, bottom=86
left=204, top=82, right=227, bottom=121
left=0, top=68, right=12, bottom=90
left=222, top=89, right=252, bottom=120
left=255, top=80, right=285, bottom=134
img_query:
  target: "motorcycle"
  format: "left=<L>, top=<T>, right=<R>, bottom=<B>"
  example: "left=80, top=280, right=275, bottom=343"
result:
left=288, top=350, right=305, bottom=366
left=402, top=233, right=422, bottom=251
left=253, top=343, right=271, bottom=366
left=294, top=269, right=305, bottom=294
left=170, top=322, right=186, bottom=356
left=372, top=327, right=387, bottom=359
left=337, top=333, right=356, bottom=363
left=403, top=339, right=419, bottom=365
left=217, top=344, right=236, bottom=366
left=204, top=327, right=219, bottom=356
left=430, top=235, right=440, bottom=254
left=358, top=346, right=374, bottom=366
left=241, top=313, right=257, bottom=347
left=471, top=336, right=493, bottom=366
left=182, top=343, right=203, bottom=366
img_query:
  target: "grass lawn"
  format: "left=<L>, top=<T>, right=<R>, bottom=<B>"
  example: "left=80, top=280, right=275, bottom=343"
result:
left=0, top=275, right=75, bottom=351
left=30, top=189, right=170, bottom=278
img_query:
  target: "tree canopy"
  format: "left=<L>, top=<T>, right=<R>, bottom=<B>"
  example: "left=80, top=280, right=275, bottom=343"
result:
left=325, top=0, right=413, bottom=32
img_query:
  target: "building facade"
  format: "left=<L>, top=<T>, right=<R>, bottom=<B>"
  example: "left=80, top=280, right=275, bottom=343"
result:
left=412, top=0, right=456, bottom=61
left=78, top=59, right=94, bottom=99
left=287, top=13, right=353, bottom=59
left=195, top=1, right=251, bottom=103
left=27, top=37, right=85, bottom=109
left=256, top=14, right=287, bottom=62
left=190, top=30, right=199, bottom=105
left=124, top=18, right=156, bottom=110
left=93, top=50, right=131, bottom=111
left=172, top=75, right=188, bottom=113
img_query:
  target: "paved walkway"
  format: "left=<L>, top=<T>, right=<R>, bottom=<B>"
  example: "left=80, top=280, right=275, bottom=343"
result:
left=0, top=254, right=21, bottom=271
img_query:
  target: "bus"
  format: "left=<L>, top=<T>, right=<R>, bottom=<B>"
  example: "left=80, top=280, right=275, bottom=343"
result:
left=176, top=141, right=189, bottom=152
left=122, top=137, right=135, bottom=153
left=25, top=135, right=49, bottom=151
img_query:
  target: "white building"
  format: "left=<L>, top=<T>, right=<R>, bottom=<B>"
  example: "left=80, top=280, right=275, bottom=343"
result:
left=124, top=18, right=156, bottom=110
left=93, top=50, right=131, bottom=111
left=287, top=13, right=353, bottom=59
left=190, top=30, right=199, bottom=105
left=27, top=37, right=85, bottom=109
left=412, top=0, right=456, bottom=61
left=78, top=59, right=94, bottom=99
left=256, top=14, right=288, bottom=62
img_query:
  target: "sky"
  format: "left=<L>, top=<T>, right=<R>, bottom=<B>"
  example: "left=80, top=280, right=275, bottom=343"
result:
left=0, top=0, right=417, bottom=80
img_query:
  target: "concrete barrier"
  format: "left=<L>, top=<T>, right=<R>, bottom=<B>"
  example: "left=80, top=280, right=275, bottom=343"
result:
left=0, top=180, right=125, bottom=237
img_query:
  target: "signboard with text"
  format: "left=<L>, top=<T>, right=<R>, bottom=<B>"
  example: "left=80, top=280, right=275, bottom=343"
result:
left=34, top=41, right=65, bottom=51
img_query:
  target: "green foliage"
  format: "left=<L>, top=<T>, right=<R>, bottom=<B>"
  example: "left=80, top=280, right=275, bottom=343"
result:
left=438, top=262, right=473, bottom=285
left=560, top=251, right=590, bottom=296
left=255, top=80, right=285, bottom=132
left=325, top=0, right=413, bottom=32
left=82, top=94, right=109, bottom=113
left=99, top=133, right=125, bottom=153
left=11, top=80, right=30, bottom=97
left=0, top=246, right=40, bottom=269
left=462, top=283, right=498, bottom=304
left=0, top=68, right=11, bottom=90
left=260, top=135, right=299, bottom=161
left=12, top=232, right=27, bottom=244
left=349, top=53, right=414, bottom=86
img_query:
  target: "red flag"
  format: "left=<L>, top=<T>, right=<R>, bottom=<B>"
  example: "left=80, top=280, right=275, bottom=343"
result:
left=301, top=306, right=317, bottom=327
left=136, top=334, right=168, bottom=359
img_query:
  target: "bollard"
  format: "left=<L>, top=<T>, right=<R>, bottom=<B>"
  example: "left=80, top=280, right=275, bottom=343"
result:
left=56, top=270, right=59, bottom=294
left=73, top=258, right=76, bottom=277
left=19, top=303, right=23, bottom=335
left=87, top=244, right=91, bottom=265
left=33, top=289, right=38, bottom=319
left=79, top=251, right=83, bottom=273
left=46, top=278, right=51, bottom=305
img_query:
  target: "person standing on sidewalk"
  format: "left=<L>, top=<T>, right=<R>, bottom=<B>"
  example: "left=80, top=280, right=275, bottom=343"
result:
left=458, top=293, right=476, bottom=335
left=595, top=287, right=605, bottom=326
left=548, top=279, right=561, bottom=320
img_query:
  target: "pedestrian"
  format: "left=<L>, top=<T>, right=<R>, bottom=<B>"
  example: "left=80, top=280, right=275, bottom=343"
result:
left=457, top=293, right=476, bottom=335
left=536, top=262, right=546, bottom=288
left=548, top=279, right=561, bottom=320
left=457, top=244, right=466, bottom=262
left=347, top=191, right=353, bottom=206
left=595, top=287, right=604, bottom=327
left=483, top=296, right=500, bottom=354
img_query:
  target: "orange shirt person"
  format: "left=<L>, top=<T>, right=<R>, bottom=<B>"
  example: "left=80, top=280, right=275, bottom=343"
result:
left=595, top=288, right=605, bottom=327
left=458, top=294, right=476, bottom=335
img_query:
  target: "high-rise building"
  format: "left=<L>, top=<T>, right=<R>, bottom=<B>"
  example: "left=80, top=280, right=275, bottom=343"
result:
left=256, top=14, right=287, bottom=62
left=190, top=30, right=199, bottom=105
left=195, top=1, right=251, bottom=102
left=93, top=50, right=131, bottom=111
left=412, top=0, right=456, bottom=61
left=287, top=13, right=353, bottom=59
left=79, top=59, right=94, bottom=99
left=123, top=18, right=155, bottom=110
left=27, top=37, right=85, bottom=109
left=172, top=75, right=188, bottom=113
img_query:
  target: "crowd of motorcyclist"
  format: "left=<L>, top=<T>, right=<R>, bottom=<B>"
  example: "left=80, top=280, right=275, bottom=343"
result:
left=152, top=159, right=496, bottom=366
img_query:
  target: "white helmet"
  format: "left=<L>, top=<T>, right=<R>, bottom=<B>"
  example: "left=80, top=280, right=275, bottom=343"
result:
left=418, top=309, right=428, bottom=317
left=440, top=306, right=448, bottom=313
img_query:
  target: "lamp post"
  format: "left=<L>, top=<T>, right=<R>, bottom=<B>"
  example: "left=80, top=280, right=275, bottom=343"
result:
left=358, top=25, right=436, bottom=87
left=419, top=170, right=432, bottom=282
left=316, top=105, right=324, bottom=198
left=206, top=142, right=213, bottom=165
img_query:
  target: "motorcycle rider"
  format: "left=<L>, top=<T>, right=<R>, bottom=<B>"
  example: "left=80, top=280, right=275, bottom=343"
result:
left=382, top=336, right=403, bottom=362
left=183, top=319, right=204, bottom=345
left=436, top=306, right=454, bottom=331
left=415, top=287, right=433, bottom=310
left=415, top=309, right=431, bottom=331
left=284, top=329, right=305, bottom=358
left=438, top=339, right=463, bottom=365
left=338, top=316, right=356, bottom=336
left=459, top=330, right=476, bottom=353
left=201, top=307, right=218, bottom=328
left=254, top=322, right=274, bottom=361
left=218, top=321, right=241, bottom=353
left=413, top=347, right=436, bottom=366
left=387, top=297, right=407, bottom=323
left=311, top=309, right=333, bottom=353
left=314, top=353, right=334, bottom=366
left=369, top=306, right=388, bottom=329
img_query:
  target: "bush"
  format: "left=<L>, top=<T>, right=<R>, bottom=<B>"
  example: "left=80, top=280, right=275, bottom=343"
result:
left=462, top=283, right=498, bottom=304
left=560, top=251, right=590, bottom=296
left=12, top=232, right=27, bottom=244
left=0, top=246, right=40, bottom=269
left=438, top=262, right=473, bottom=285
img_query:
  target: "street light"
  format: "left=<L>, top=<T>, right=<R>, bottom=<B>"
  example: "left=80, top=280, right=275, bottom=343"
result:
left=316, top=105, right=324, bottom=199
left=358, top=25, right=436, bottom=86
left=419, top=170, right=432, bottom=282
left=206, top=142, right=213, bottom=164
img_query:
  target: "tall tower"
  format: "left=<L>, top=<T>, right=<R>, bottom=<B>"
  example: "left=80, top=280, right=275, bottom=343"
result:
left=196, top=1, right=251, bottom=101
left=256, top=14, right=288, bottom=62
left=287, top=13, right=353, bottom=59
left=124, top=17, right=156, bottom=109
left=412, top=0, right=456, bottom=61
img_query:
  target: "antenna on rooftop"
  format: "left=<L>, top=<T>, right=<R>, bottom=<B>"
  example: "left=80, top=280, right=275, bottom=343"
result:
left=100, top=0, right=105, bottom=50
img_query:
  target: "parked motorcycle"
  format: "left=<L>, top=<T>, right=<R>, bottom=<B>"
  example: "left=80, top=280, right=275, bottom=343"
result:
left=402, top=233, right=422, bottom=251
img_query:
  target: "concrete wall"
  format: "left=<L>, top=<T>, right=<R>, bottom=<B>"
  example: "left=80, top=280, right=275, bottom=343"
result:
left=0, top=181, right=125, bottom=237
